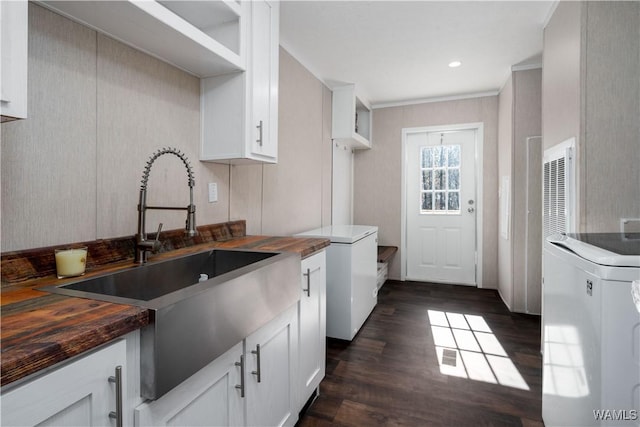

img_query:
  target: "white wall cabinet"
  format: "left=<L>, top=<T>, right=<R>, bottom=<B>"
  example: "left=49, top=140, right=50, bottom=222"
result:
left=331, top=84, right=371, bottom=149
left=38, top=0, right=243, bottom=77
left=201, top=0, right=279, bottom=164
left=1, top=0, right=28, bottom=122
left=135, top=341, right=245, bottom=427
left=297, top=250, right=326, bottom=409
left=1, top=339, right=127, bottom=427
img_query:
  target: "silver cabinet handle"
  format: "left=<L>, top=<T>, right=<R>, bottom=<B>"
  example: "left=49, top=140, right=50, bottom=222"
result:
left=235, top=355, right=245, bottom=397
left=302, top=268, right=311, bottom=297
left=302, top=266, right=321, bottom=298
left=256, top=120, right=263, bottom=146
left=251, top=344, right=261, bottom=383
left=108, top=366, right=123, bottom=427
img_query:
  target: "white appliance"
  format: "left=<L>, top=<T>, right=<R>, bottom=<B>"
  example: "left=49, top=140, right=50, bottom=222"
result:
left=542, top=233, right=640, bottom=427
left=296, top=225, right=378, bottom=340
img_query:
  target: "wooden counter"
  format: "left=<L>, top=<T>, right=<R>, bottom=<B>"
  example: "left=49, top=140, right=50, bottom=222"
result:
left=1, top=222, right=329, bottom=387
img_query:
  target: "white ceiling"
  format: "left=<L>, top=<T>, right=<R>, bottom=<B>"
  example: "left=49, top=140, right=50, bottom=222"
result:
left=280, top=1, right=556, bottom=107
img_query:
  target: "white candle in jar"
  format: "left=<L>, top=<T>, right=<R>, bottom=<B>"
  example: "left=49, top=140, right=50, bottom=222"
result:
left=55, top=248, right=87, bottom=278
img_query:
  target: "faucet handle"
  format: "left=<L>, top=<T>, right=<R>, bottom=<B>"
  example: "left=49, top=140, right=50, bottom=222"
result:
left=153, top=223, right=163, bottom=249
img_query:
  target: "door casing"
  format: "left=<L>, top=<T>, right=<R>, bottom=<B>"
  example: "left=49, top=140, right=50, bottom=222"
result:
left=401, top=122, right=484, bottom=288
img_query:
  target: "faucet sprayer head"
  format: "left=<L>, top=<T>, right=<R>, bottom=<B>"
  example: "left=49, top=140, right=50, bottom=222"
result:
left=186, top=204, right=198, bottom=237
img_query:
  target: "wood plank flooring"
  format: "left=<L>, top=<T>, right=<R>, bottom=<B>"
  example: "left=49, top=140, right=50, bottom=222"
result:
left=297, top=280, right=543, bottom=427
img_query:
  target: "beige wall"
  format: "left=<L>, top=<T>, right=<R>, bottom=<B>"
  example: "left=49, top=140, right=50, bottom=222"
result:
left=512, top=69, right=542, bottom=313
left=353, top=96, right=499, bottom=287
left=542, top=1, right=582, bottom=153
left=582, top=2, right=640, bottom=232
left=497, top=75, right=514, bottom=307
left=230, top=48, right=332, bottom=236
left=543, top=1, right=640, bottom=233
left=2, top=4, right=230, bottom=251
left=1, top=6, right=332, bottom=252
left=497, top=69, right=542, bottom=313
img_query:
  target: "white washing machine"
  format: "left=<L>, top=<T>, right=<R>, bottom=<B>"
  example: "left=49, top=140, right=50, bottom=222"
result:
left=543, top=233, right=640, bottom=426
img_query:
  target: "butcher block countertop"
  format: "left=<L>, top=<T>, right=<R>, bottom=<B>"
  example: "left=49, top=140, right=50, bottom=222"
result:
left=0, top=221, right=330, bottom=387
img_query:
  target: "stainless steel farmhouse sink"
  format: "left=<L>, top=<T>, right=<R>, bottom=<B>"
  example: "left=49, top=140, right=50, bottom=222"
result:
left=43, top=248, right=301, bottom=400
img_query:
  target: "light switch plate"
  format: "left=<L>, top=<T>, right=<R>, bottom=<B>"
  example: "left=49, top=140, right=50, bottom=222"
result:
left=208, top=182, right=218, bottom=203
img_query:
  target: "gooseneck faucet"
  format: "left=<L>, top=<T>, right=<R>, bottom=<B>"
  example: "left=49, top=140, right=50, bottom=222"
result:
left=135, top=147, right=198, bottom=264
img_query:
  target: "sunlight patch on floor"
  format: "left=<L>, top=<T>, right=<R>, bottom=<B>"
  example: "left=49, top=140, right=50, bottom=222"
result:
left=428, top=310, right=530, bottom=390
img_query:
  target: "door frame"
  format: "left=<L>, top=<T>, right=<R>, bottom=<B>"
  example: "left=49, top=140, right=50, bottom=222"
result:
left=400, top=122, right=484, bottom=287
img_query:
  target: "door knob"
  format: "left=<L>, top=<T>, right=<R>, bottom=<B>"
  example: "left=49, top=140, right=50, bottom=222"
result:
left=468, top=207, right=475, bottom=213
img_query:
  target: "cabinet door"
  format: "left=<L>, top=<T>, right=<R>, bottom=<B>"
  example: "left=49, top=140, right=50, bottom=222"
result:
left=1, top=339, right=126, bottom=427
left=0, top=0, right=28, bottom=121
left=249, top=0, right=279, bottom=161
left=351, top=232, right=378, bottom=337
left=298, top=251, right=326, bottom=409
left=135, top=341, right=244, bottom=427
left=246, top=304, right=298, bottom=427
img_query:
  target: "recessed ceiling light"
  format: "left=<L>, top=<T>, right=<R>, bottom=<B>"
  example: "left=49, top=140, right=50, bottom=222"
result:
left=448, top=61, right=462, bottom=68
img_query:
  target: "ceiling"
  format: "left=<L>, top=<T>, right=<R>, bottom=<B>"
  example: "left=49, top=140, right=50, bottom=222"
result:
left=280, top=1, right=556, bottom=107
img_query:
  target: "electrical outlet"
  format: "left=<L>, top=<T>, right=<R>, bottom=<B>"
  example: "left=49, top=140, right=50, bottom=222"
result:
left=208, top=182, right=218, bottom=203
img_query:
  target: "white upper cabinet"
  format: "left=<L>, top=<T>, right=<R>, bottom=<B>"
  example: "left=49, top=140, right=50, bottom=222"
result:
left=38, top=0, right=244, bottom=77
left=331, top=84, right=372, bottom=149
left=247, top=0, right=279, bottom=161
left=1, top=0, right=28, bottom=122
left=200, top=0, right=279, bottom=164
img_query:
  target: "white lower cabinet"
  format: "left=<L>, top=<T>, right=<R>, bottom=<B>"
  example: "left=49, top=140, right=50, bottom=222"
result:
left=2, top=254, right=326, bottom=427
left=135, top=341, right=244, bottom=427
left=1, top=338, right=127, bottom=427
left=245, top=303, right=298, bottom=427
left=134, top=303, right=299, bottom=427
left=297, top=250, right=326, bottom=410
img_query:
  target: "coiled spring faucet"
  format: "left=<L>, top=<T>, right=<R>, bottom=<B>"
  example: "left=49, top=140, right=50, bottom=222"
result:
left=135, top=147, right=198, bottom=264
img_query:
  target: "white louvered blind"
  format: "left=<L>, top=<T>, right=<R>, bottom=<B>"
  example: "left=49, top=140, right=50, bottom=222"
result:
left=543, top=139, right=575, bottom=237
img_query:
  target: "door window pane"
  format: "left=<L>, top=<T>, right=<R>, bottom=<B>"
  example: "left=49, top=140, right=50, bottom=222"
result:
left=434, top=192, right=446, bottom=210
left=422, top=192, right=433, bottom=210
left=434, top=146, right=446, bottom=167
left=421, top=147, right=433, bottom=168
left=448, top=169, right=460, bottom=190
left=448, top=145, right=461, bottom=167
left=420, top=144, right=462, bottom=214
left=434, top=170, right=446, bottom=190
left=422, top=170, right=432, bottom=190
left=448, top=192, right=460, bottom=211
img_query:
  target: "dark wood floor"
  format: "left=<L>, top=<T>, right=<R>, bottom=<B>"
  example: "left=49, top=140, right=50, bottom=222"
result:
left=297, top=280, right=543, bottom=427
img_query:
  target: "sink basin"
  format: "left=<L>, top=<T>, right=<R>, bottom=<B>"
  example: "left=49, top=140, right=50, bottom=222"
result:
left=43, top=248, right=301, bottom=400
left=48, top=249, right=279, bottom=303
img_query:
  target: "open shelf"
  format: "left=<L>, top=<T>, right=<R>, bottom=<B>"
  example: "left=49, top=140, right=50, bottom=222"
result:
left=39, top=0, right=244, bottom=77
left=331, top=84, right=371, bottom=149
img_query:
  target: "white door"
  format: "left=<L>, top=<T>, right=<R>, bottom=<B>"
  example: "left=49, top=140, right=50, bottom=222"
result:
left=405, top=129, right=477, bottom=285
